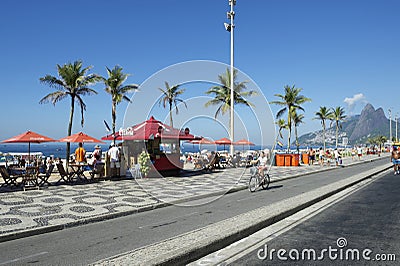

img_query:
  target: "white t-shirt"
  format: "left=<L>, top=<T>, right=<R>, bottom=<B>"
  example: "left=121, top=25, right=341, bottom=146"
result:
left=259, top=156, right=268, bottom=166
left=108, top=146, right=120, bottom=162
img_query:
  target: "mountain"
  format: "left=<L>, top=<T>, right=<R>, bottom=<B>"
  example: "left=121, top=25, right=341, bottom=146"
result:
left=297, top=103, right=395, bottom=147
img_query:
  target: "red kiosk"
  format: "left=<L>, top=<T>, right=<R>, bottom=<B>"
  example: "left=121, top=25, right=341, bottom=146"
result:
left=102, top=116, right=200, bottom=176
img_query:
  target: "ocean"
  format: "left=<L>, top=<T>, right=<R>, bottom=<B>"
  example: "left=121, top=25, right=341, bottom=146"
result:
left=1, top=142, right=272, bottom=159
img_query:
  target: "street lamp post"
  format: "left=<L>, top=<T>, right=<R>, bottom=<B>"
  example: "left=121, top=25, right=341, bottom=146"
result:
left=396, top=113, right=398, bottom=142
left=389, top=109, right=392, bottom=149
left=224, top=0, right=236, bottom=156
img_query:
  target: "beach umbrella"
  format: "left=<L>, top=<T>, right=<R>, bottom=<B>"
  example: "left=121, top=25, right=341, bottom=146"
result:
left=233, top=139, right=255, bottom=152
left=1, top=130, right=56, bottom=162
left=58, top=132, right=104, bottom=143
left=214, top=137, right=232, bottom=151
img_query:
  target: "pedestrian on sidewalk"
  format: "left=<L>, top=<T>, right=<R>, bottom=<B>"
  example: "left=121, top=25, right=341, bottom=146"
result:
left=334, top=148, right=342, bottom=166
left=318, top=148, right=324, bottom=166
left=357, top=146, right=363, bottom=160
left=108, top=144, right=120, bottom=177
left=391, top=146, right=400, bottom=175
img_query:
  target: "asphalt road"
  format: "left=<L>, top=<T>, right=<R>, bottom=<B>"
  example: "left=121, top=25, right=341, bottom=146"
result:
left=0, top=160, right=389, bottom=265
left=230, top=169, right=400, bottom=265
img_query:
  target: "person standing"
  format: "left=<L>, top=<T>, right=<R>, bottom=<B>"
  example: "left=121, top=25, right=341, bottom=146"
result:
left=92, top=145, right=102, bottom=166
left=108, top=144, right=120, bottom=177
left=391, top=146, right=400, bottom=175
left=357, top=146, right=363, bottom=160
left=75, top=142, right=86, bottom=163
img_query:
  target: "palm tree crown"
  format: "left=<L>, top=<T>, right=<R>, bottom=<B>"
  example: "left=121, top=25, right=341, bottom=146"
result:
left=158, top=81, right=187, bottom=128
left=330, top=106, right=346, bottom=148
left=103, top=65, right=138, bottom=140
left=314, top=106, right=333, bottom=151
left=205, top=68, right=256, bottom=119
left=39, top=60, right=101, bottom=166
left=270, top=85, right=311, bottom=152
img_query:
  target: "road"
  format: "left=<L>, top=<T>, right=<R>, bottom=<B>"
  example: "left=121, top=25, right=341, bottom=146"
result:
left=0, top=160, right=389, bottom=265
left=230, top=170, right=399, bottom=265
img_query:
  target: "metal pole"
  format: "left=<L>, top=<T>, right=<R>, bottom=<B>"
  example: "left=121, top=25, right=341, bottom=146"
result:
left=389, top=109, right=392, bottom=149
left=229, top=0, right=235, bottom=156
left=396, top=114, right=398, bottom=142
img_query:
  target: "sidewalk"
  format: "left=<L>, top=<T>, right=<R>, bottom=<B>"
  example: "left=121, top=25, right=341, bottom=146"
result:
left=0, top=153, right=389, bottom=242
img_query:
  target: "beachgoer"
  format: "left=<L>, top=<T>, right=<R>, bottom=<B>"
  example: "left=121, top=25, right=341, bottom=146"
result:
left=309, top=148, right=316, bottom=165
left=334, top=148, right=342, bottom=166
left=92, top=145, right=102, bottom=166
left=318, top=148, right=324, bottom=166
left=75, top=142, right=86, bottom=163
left=351, top=147, right=356, bottom=160
left=251, top=151, right=268, bottom=177
left=108, top=144, right=120, bottom=177
left=391, top=146, right=400, bottom=175
left=357, top=146, right=363, bottom=160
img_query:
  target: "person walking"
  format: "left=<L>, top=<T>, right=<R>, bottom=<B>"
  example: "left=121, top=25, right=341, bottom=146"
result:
left=108, top=144, right=120, bottom=177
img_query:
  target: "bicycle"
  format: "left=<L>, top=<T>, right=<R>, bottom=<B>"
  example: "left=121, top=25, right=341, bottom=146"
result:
left=248, top=166, right=270, bottom=192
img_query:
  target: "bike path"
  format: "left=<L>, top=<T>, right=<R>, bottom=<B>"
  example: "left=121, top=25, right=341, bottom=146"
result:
left=0, top=154, right=389, bottom=242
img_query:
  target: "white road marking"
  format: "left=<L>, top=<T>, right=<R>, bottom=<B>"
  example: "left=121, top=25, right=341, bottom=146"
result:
left=0, top=251, right=48, bottom=265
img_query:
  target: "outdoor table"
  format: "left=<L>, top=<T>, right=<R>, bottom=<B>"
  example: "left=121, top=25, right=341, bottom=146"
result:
left=69, top=163, right=89, bottom=182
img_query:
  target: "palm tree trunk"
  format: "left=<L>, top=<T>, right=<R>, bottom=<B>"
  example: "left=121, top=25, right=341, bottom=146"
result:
left=112, top=100, right=117, bottom=143
left=169, top=101, right=173, bottom=128
left=295, top=125, right=299, bottom=153
left=322, top=121, right=326, bottom=151
left=335, top=122, right=339, bottom=148
left=66, top=97, right=75, bottom=171
left=287, top=113, right=291, bottom=153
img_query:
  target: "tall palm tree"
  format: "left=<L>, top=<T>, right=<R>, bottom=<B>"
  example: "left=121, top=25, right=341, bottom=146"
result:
left=103, top=65, right=138, bottom=141
left=291, top=108, right=305, bottom=153
left=270, top=85, right=311, bottom=152
left=205, top=68, right=256, bottom=124
left=158, top=82, right=187, bottom=128
left=314, top=106, right=333, bottom=151
left=39, top=60, right=101, bottom=167
left=375, top=135, right=387, bottom=155
left=330, top=106, right=347, bottom=148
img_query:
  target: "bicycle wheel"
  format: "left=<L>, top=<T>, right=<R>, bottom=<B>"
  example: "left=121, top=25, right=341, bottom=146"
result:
left=261, top=174, right=270, bottom=190
left=248, top=175, right=258, bottom=192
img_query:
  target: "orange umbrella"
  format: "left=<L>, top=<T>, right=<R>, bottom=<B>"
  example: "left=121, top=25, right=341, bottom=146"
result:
left=233, top=139, right=255, bottom=151
left=214, top=137, right=232, bottom=151
left=58, top=132, right=104, bottom=143
left=2, top=130, right=56, bottom=161
left=189, top=137, right=215, bottom=145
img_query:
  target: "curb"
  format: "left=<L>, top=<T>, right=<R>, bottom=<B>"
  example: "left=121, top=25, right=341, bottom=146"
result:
left=0, top=155, right=388, bottom=243
left=92, top=162, right=391, bottom=265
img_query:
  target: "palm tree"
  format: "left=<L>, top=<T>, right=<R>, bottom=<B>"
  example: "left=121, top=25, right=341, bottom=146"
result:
left=314, top=106, right=333, bottom=151
left=39, top=60, right=101, bottom=167
left=158, top=82, right=187, bottom=128
left=103, top=65, right=138, bottom=142
left=270, top=85, right=311, bottom=152
left=375, top=135, right=387, bottom=155
left=330, top=106, right=346, bottom=148
left=205, top=68, right=256, bottom=124
left=291, top=108, right=305, bottom=153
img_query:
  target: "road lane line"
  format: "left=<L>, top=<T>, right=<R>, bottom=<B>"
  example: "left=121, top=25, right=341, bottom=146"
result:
left=0, top=252, right=48, bottom=265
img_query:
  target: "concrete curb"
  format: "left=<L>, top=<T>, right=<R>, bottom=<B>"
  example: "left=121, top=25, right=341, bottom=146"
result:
left=92, top=162, right=391, bottom=265
left=0, top=155, right=388, bottom=243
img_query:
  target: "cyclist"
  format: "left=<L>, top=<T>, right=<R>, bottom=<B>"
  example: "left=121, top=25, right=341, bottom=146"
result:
left=252, top=151, right=268, bottom=177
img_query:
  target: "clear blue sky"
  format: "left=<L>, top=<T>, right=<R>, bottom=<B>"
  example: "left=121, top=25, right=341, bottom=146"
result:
left=1, top=0, right=399, bottom=145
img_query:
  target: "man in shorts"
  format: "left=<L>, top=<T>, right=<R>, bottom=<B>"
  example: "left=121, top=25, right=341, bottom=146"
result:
left=108, top=144, right=120, bottom=177
left=391, top=146, right=400, bottom=175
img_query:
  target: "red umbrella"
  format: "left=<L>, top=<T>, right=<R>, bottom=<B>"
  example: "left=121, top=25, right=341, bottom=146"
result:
left=58, top=132, right=104, bottom=143
left=214, top=137, right=232, bottom=151
left=233, top=139, right=255, bottom=151
left=2, top=130, right=56, bottom=162
left=189, top=137, right=215, bottom=145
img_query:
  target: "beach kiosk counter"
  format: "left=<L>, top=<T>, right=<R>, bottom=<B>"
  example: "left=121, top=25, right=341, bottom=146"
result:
left=103, top=116, right=200, bottom=176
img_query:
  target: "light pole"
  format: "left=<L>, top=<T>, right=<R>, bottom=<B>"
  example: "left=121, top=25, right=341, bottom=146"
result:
left=224, top=0, right=236, bottom=156
left=389, top=109, right=392, bottom=149
left=396, top=113, right=398, bottom=143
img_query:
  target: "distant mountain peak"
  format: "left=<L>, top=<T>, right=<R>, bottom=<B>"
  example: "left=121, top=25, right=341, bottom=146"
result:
left=298, top=103, right=393, bottom=146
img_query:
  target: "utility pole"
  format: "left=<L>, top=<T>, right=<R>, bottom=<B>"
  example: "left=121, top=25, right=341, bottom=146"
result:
left=225, top=0, right=236, bottom=156
left=389, top=109, right=392, bottom=149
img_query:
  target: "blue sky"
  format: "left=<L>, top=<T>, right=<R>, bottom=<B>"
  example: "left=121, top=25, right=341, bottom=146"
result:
left=1, top=0, right=399, bottom=145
